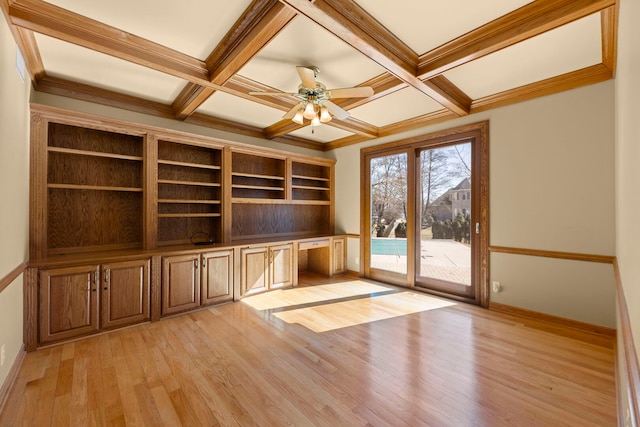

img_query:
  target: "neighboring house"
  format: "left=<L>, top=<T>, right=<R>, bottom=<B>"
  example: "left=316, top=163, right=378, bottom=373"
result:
left=427, top=178, right=471, bottom=221
left=449, top=178, right=471, bottom=218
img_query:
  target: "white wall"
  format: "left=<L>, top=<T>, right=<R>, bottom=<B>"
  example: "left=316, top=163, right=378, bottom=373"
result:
left=616, top=0, right=640, bottom=415
left=332, top=81, right=616, bottom=327
left=0, top=20, right=31, bottom=387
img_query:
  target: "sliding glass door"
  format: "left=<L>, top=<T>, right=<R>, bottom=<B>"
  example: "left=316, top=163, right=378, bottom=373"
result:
left=361, top=123, right=488, bottom=305
left=369, top=152, right=408, bottom=275
left=415, top=142, right=476, bottom=299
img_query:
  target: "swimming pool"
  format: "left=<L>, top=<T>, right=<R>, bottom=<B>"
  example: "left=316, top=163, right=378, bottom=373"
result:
left=370, top=238, right=407, bottom=256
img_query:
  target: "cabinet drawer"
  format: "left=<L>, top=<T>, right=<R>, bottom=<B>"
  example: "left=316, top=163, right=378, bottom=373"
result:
left=299, top=239, right=330, bottom=250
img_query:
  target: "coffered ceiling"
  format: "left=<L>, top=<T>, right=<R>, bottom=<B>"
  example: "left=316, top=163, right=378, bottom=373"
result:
left=1, top=0, right=618, bottom=151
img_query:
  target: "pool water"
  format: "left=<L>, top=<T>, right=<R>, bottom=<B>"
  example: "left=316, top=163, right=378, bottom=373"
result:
left=371, top=238, right=407, bottom=256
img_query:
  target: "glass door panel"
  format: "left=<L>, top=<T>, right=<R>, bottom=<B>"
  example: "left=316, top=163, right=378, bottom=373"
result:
left=370, top=153, right=408, bottom=275
left=416, top=142, right=474, bottom=298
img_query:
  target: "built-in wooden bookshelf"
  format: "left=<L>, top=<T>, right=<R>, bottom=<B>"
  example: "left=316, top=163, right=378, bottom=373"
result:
left=231, top=151, right=286, bottom=201
left=45, top=122, right=144, bottom=255
left=291, top=160, right=331, bottom=203
left=30, top=105, right=336, bottom=259
left=156, top=139, right=223, bottom=246
left=26, top=105, right=341, bottom=351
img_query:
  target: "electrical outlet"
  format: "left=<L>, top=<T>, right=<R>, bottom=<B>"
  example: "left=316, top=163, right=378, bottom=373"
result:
left=492, top=281, right=501, bottom=293
left=1, top=344, right=5, bottom=367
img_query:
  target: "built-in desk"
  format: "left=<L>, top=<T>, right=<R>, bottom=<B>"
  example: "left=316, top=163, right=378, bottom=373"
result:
left=297, top=236, right=346, bottom=278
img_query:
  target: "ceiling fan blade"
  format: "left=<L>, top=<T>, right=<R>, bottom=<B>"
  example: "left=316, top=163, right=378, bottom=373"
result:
left=296, top=66, right=317, bottom=89
left=283, top=104, right=301, bottom=119
left=249, top=91, right=296, bottom=97
left=327, top=86, right=374, bottom=99
left=324, top=101, right=350, bottom=121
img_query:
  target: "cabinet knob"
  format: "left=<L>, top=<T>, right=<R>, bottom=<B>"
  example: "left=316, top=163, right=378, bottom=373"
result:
left=103, top=287, right=108, bottom=291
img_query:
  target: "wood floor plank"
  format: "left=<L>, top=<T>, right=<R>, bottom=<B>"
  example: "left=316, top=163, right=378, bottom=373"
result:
left=0, top=275, right=617, bottom=426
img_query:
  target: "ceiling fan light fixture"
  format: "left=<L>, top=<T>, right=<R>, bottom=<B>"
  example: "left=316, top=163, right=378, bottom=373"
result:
left=303, top=102, right=316, bottom=120
left=292, top=109, right=304, bottom=125
left=319, top=105, right=332, bottom=123
left=311, top=115, right=321, bottom=127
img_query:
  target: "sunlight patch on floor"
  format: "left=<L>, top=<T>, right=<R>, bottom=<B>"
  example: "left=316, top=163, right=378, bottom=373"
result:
left=241, top=280, right=395, bottom=311
left=273, top=291, right=456, bottom=333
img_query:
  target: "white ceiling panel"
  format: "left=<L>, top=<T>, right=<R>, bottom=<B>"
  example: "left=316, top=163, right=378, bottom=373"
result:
left=35, top=33, right=184, bottom=103
left=288, top=124, right=354, bottom=143
left=348, top=87, right=444, bottom=127
left=356, top=0, right=533, bottom=54
left=197, top=91, right=285, bottom=128
left=443, top=13, right=603, bottom=100
left=239, top=15, right=386, bottom=92
left=45, top=0, right=253, bottom=59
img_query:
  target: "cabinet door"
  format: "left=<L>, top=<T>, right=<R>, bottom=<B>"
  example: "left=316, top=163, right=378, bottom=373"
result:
left=39, top=265, right=100, bottom=344
left=201, top=249, right=233, bottom=305
left=162, top=254, right=200, bottom=316
left=101, top=259, right=150, bottom=329
left=332, top=237, right=346, bottom=275
left=241, top=246, right=269, bottom=296
left=270, top=244, right=293, bottom=289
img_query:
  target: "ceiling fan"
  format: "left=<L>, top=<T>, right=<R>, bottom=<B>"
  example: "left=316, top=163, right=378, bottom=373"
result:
left=249, top=66, right=374, bottom=126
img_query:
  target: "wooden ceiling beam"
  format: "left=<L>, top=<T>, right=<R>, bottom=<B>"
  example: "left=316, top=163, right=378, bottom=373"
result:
left=34, top=75, right=177, bottom=118
left=8, top=0, right=212, bottom=84
left=264, top=120, right=305, bottom=139
left=601, top=5, right=618, bottom=72
left=418, top=0, right=616, bottom=79
left=328, top=117, right=378, bottom=138
left=470, top=64, right=613, bottom=114
left=332, top=73, right=407, bottom=110
left=0, top=0, right=44, bottom=82
left=278, top=0, right=471, bottom=116
left=172, top=0, right=296, bottom=119
left=223, top=75, right=299, bottom=111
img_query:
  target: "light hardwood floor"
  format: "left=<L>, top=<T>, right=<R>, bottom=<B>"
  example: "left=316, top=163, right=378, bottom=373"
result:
left=1, top=273, right=616, bottom=426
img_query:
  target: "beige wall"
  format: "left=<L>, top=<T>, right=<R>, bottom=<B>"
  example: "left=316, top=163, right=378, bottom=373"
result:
left=617, top=0, right=640, bottom=352
left=0, top=20, right=31, bottom=387
left=332, top=81, right=616, bottom=327
left=616, top=0, right=640, bottom=418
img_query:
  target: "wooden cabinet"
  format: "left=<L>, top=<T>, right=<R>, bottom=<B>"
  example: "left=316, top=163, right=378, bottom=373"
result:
left=332, top=236, right=346, bottom=275
left=201, top=249, right=234, bottom=305
left=240, top=246, right=269, bottom=296
left=162, top=249, right=234, bottom=316
left=101, top=259, right=150, bottom=330
left=39, top=259, right=150, bottom=345
left=39, top=265, right=99, bottom=344
left=161, top=254, right=200, bottom=316
left=269, top=244, right=294, bottom=289
left=241, top=243, right=293, bottom=296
